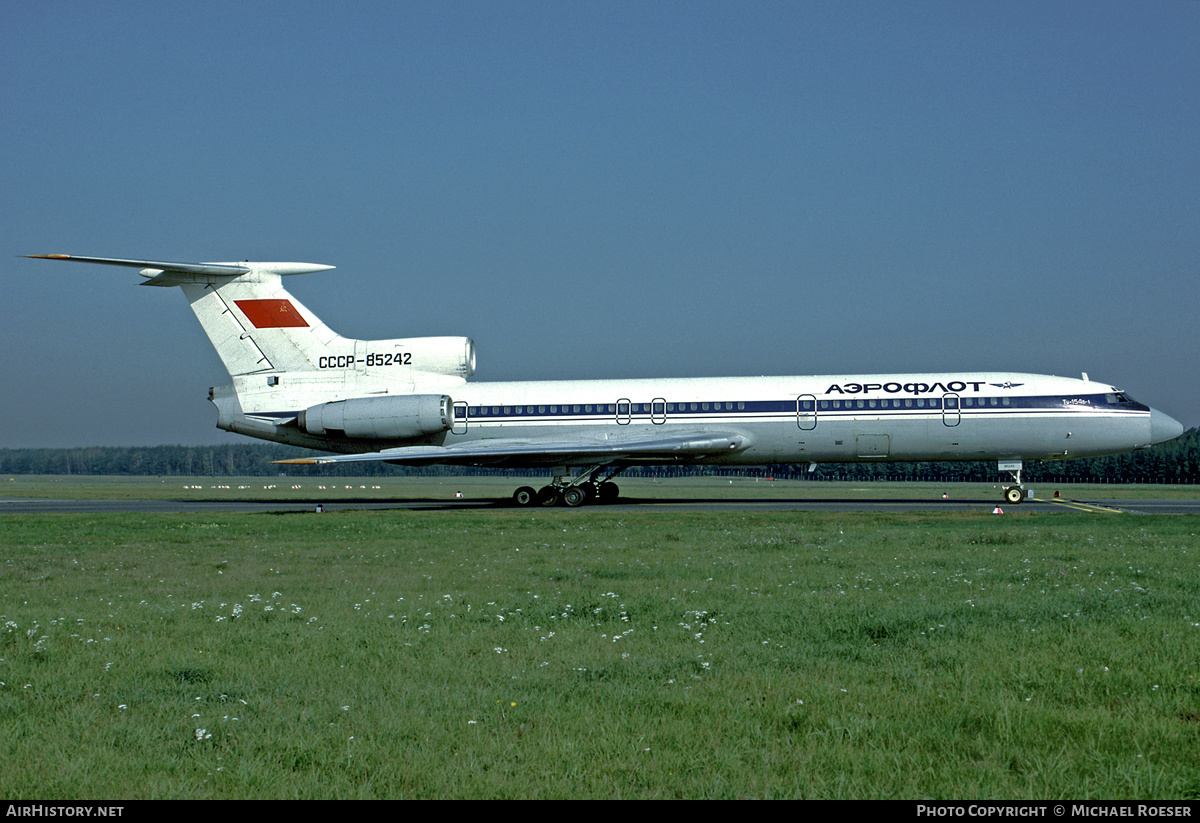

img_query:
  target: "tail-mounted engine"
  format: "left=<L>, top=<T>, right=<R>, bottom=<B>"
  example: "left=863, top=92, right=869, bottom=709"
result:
left=401, top=337, right=476, bottom=378
left=299, top=394, right=453, bottom=441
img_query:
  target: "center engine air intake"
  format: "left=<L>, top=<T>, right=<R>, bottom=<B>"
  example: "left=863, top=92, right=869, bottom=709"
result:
left=401, top=336, right=476, bottom=377
left=299, top=394, right=453, bottom=440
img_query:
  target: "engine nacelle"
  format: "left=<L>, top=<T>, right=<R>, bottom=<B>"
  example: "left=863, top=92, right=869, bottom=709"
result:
left=299, top=394, right=453, bottom=440
left=400, top=336, right=476, bottom=378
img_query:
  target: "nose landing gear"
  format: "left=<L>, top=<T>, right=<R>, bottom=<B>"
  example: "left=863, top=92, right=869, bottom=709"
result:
left=999, top=460, right=1026, bottom=504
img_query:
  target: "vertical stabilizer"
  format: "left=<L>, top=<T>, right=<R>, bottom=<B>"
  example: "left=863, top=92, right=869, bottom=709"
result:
left=27, top=254, right=475, bottom=428
left=178, top=266, right=344, bottom=376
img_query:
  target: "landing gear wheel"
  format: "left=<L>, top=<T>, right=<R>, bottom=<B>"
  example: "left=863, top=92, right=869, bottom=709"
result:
left=597, top=482, right=620, bottom=504
left=512, top=486, right=537, bottom=507
left=536, top=486, right=560, bottom=507
left=561, top=487, right=587, bottom=508
left=1004, top=486, right=1024, bottom=505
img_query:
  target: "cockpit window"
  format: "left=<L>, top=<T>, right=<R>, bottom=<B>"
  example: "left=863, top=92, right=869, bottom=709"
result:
left=1106, top=392, right=1137, bottom=405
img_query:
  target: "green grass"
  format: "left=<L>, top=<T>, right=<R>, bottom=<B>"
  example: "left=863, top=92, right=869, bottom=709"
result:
left=2, top=504, right=1199, bottom=798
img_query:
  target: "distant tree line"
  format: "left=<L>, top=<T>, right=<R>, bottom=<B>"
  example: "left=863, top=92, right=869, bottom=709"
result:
left=0, top=443, right=402, bottom=478
left=1, top=428, right=1196, bottom=483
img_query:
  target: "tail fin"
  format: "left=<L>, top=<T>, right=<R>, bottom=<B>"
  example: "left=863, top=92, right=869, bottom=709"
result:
left=26, top=254, right=343, bottom=373
left=26, top=253, right=476, bottom=412
left=173, top=262, right=344, bottom=376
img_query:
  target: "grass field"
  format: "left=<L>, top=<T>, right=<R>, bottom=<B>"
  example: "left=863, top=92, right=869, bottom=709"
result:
left=2, top=478, right=1200, bottom=798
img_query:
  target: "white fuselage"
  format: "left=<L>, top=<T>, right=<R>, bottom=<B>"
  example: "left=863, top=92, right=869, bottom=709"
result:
left=221, top=370, right=1168, bottom=467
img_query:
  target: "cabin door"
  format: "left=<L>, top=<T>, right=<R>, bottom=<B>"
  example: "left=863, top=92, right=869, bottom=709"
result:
left=942, top=393, right=961, bottom=426
left=452, top=401, right=469, bottom=434
left=796, top=394, right=817, bottom=430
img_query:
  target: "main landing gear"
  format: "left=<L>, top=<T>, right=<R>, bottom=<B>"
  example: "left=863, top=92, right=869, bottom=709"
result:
left=999, top=460, right=1026, bottom=505
left=512, top=465, right=625, bottom=508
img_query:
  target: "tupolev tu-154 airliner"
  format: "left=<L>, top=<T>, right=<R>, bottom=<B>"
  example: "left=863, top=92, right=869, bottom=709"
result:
left=28, top=253, right=1185, bottom=506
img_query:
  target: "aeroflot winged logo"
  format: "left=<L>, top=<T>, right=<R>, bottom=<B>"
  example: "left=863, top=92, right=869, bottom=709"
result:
left=235, top=299, right=309, bottom=328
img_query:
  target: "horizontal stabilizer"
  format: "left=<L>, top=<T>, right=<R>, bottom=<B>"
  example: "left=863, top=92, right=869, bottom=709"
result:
left=25, top=254, right=251, bottom=277
left=25, top=254, right=334, bottom=279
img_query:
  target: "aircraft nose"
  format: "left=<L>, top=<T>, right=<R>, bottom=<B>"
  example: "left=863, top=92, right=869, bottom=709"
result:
left=1149, top=408, right=1185, bottom=445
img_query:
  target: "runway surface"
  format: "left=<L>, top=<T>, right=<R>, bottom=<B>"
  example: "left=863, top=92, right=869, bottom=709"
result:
left=4, top=495, right=1200, bottom=515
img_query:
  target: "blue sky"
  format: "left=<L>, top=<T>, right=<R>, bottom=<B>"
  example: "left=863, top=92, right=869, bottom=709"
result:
left=4, top=1, right=1197, bottom=447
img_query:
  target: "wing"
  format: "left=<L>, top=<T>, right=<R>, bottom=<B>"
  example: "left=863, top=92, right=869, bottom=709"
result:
left=276, top=431, right=750, bottom=468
